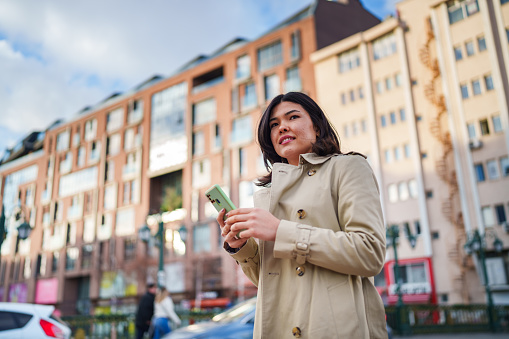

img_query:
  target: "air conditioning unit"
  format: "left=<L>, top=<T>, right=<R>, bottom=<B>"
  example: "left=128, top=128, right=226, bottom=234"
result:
left=469, top=138, right=483, bottom=150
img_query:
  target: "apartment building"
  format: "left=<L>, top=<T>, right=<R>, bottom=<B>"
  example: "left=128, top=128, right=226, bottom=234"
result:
left=311, top=0, right=509, bottom=305
left=0, top=0, right=381, bottom=315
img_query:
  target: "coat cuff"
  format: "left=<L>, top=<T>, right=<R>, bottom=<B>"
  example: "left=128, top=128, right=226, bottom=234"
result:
left=227, top=238, right=259, bottom=268
left=274, top=220, right=312, bottom=264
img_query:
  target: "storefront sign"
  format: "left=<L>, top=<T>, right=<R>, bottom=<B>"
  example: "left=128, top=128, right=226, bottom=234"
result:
left=35, top=278, right=58, bottom=304
left=8, top=283, right=28, bottom=303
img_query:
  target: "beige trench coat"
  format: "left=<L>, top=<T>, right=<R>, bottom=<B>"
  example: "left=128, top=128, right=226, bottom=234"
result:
left=229, top=153, right=387, bottom=338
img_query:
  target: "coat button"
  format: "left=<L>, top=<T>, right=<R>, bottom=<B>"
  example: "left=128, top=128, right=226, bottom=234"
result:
left=297, top=209, right=306, bottom=219
left=307, top=169, right=316, bottom=176
left=296, top=266, right=305, bottom=276
left=292, top=327, right=302, bottom=337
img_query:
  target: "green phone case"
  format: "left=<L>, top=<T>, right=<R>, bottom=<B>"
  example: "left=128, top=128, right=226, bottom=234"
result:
left=205, top=184, right=236, bottom=218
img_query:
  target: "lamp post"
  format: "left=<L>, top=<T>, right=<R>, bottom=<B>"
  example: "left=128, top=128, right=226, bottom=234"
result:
left=0, top=204, right=32, bottom=266
left=386, top=224, right=417, bottom=336
left=139, top=215, right=165, bottom=288
left=464, top=229, right=503, bottom=332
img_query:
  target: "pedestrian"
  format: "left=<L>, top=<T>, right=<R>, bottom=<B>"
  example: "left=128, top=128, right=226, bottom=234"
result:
left=152, top=287, right=181, bottom=339
left=218, top=92, right=388, bottom=338
left=135, top=282, right=156, bottom=339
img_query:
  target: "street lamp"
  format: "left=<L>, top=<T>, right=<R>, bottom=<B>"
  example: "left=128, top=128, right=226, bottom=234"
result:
left=386, top=224, right=417, bottom=336
left=464, top=229, right=504, bottom=332
left=0, top=204, right=32, bottom=266
left=139, top=214, right=165, bottom=288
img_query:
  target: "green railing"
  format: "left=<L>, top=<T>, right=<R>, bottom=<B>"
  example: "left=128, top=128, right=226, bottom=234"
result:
left=62, top=304, right=509, bottom=338
left=385, top=304, right=509, bottom=335
left=62, top=310, right=218, bottom=339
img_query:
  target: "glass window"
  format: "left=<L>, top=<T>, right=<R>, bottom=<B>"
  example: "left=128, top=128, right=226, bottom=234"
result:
left=486, top=159, right=500, bottom=180
left=84, top=119, right=97, bottom=141
left=501, top=156, right=509, bottom=177
left=241, top=82, right=257, bottom=110
left=106, top=108, right=124, bottom=132
left=408, top=179, right=418, bottom=198
left=484, top=74, right=494, bottom=90
left=373, top=33, right=397, bottom=60
left=448, top=0, right=479, bottom=24
left=395, top=73, right=402, bottom=87
left=394, top=146, right=401, bottom=161
left=495, top=205, right=507, bottom=224
left=385, top=77, right=393, bottom=91
left=104, top=185, right=117, bottom=210
left=290, top=30, right=301, bottom=61
left=467, top=123, right=476, bottom=139
left=474, top=163, right=486, bottom=182
left=492, top=115, right=503, bottom=133
left=460, top=84, right=469, bottom=99
left=352, top=121, right=358, bottom=136
left=107, top=133, right=121, bottom=156
left=65, top=247, right=79, bottom=271
left=398, top=182, right=409, bottom=201
left=388, top=184, right=398, bottom=202
left=192, top=131, right=205, bottom=156
left=239, top=148, right=247, bottom=177
left=236, top=54, right=251, bottom=79
left=127, top=99, right=144, bottom=124
left=264, top=74, right=280, bottom=101
left=193, top=97, right=217, bottom=126
left=358, top=87, right=364, bottom=99
left=338, top=48, right=360, bottom=73
left=231, top=115, right=253, bottom=145
left=465, top=41, right=475, bottom=56
left=361, top=119, right=367, bottom=133
left=285, top=66, right=302, bottom=92
left=477, top=36, right=486, bottom=51
left=385, top=149, right=391, bottom=163
left=399, top=108, right=406, bottom=121
left=193, top=224, right=211, bottom=253
left=480, top=119, right=490, bottom=135
left=472, top=79, right=481, bottom=95
left=350, top=90, right=355, bottom=102
left=376, top=81, right=383, bottom=94
left=381, top=115, right=387, bottom=127
left=454, top=46, right=463, bottom=60
left=56, top=130, right=70, bottom=152
left=404, top=144, right=411, bottom=158
left=482, top=206, right=495, bottom=227
left=258, top=40, right=282, bottom=71
left=341, top=93, right=347, bottom=105
left=343, top=125, right=349, bottom=138
left=390, top=112, right=396, bottom=124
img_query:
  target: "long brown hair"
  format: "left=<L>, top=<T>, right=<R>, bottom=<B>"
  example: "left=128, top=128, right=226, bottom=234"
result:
left=256, top=92, right=342, bottom=186
left=155, top=287, right=170, bottom=303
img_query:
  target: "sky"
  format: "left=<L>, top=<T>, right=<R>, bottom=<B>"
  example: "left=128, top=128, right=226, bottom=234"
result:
left=0, top=0, right=396, bottom=158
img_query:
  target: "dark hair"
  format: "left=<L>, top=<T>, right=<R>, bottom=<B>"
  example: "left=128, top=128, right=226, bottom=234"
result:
left=256, top=92, right=341, bottom=186
left=147, top=283, right=156, bottom=289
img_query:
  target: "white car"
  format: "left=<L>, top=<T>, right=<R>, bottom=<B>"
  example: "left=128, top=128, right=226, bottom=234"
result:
left=0, top=302, right=71, bottom=339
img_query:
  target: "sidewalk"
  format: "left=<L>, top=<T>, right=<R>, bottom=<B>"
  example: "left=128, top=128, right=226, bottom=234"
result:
left=394, top=333, right=508, bottom=339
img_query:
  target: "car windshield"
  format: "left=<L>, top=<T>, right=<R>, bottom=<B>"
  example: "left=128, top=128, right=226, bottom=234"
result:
left=211, top=298, right=256, bottom=324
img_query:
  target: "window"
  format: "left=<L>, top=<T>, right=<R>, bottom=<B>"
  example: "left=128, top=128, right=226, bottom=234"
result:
left=477, top=36, right=486, bottom=51
left=285, top=66, right=302, bottom=92
left=231, top=115, right=253, bottom=145
left=376, top=81, right=383, bottom=94
left=361, top=120, right=367, bottom=133
left=0, top=311, right=32, bottom=331
left=66, top=247, right=79, bottom=271
left=352, top=121, right=358, bottom=136
left=127, top=99, right=143, bottom=124
left=454, top=46, right=463, bottom=61
left=241, top=82, right=257, bottom=110
left=56, top=130, right=70, bottom=152
left=77, top=146, right=86, bottom=167
left=214, top=124, right=222, bottom=149
left=381, top=115, right=387, bottom=127
left=395, top=73, right=402, bottom=87
left=264, top=74, right=280, bottom=101
left=474, top=163, right=486, bottom=182
left=480, top=119, right=490, bottom=135
left=484, top=74, right=494, bottom=90
left=399, top=108, right=406, bottom=121
left=385, top=77, right=393, bottom=91
left=394, top=146, right=402, bottom=161
left=106, top=108, right=124, bottom=132
left=373, top=33, right=397, bottom=60
left=236, top=54, right=251, bottom=79
left=124, top=238, right=136, bottom=261
left=239, top=148, right=247, bottom=177
left=388, top=184, right=398, bottom=202
left=104, top=185, right=117, bottom=210
left=460, top=84, right=469, bottom=99
left=492, top=115, right=503, bottom=133
left=82, top=244, right=93, bottom=269
left=106, top=133, right=121, bottom=156
left=495, top=205, right=507, bottom=224
left=258, top=40, right=282, bottom=71
left=343, top=125, right=349, bottom=138
left=467, top=123, right=476, bottom=139
left=341, top=93, right=347, bottom=105
left=481, top=206, right=495, bottom=227
left=338, top=48, right=360, bottom=73
left=290, top=30, right=301, bottom=61
left=501, top=156, right=509, bottom=176
left=486, top=160, right=500, bottom=179
left=193, top=97, right=216, bottom=126
left=349, top=90, right=355, bottom=102
left=390, top=112, right=396, bottom=124
left=472, top=79, right=481, bottom=95
left=404, top=144, right=411, bottom=158
left=398, top=182, right=409, bottom=201
left=398, top=262, right=427, bottom=285
left=358, top=87, right=364, bottom=99
left=465, top=41, right=475, bottom=56
left=384, top=149, right=392, bottom=163
left=193, top=224, right=211, bottom=253
left=448, top=0, right=479, bottom=24
left=105, top=160, right=115, bottom=182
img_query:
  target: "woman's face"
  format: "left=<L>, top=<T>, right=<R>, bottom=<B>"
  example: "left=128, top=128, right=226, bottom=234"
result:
left=269, top=101, right=317, bottom=166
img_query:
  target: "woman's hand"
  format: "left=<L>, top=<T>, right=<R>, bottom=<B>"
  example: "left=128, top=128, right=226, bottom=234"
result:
left=217, top=208, right=248, bottom=248
left=225, top=208, right=280, bottom=242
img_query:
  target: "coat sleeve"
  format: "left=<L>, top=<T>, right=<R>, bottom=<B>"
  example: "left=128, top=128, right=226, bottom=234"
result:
left=162, top=297, right=181, bottom=325
left=227, top=238, right=261, bottom=286
left=273, top=155, right=386, bottom=277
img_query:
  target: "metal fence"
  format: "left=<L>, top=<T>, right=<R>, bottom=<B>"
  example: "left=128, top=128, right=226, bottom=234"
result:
left=62, top=304, right=509, bottom=338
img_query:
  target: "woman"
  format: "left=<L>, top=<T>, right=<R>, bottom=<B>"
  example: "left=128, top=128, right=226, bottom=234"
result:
left=152, top=287, right=181, bottom=339
left=218, top=92, right=387, bottom=338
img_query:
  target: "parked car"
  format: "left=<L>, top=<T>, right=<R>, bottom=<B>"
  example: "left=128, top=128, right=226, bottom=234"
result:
left=163, top=297, right=256, bottom=339
left=0, top=302, right=71, bottom=339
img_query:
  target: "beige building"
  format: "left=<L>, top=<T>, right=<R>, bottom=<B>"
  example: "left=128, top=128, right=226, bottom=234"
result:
left=312, top=0, right=509, bottom=305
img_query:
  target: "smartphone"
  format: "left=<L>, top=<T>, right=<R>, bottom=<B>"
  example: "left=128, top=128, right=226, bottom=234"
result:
left=205, top=184, right=236, bottom=220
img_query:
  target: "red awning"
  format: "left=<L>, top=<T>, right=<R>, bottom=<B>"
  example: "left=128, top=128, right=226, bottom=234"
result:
left=189, top=298, right=231, bottom=308
left=387, top=294, right=431, bottom=304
